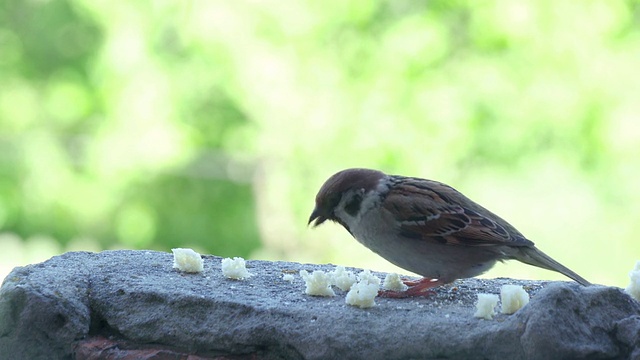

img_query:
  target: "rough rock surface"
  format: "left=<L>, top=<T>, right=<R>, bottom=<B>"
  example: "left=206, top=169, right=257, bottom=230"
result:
left=0, top=250, right=638, bottom=360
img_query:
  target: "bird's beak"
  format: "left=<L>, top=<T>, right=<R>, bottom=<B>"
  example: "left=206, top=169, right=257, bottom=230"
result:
left=308, top=207, right=327, bottom=227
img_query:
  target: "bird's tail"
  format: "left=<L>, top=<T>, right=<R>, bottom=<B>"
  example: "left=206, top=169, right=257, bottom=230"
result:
left=515, top=247, right=591, bottom=286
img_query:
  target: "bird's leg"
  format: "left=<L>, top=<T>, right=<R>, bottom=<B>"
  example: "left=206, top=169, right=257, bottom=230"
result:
left=378, top=277, right=444, bottom=298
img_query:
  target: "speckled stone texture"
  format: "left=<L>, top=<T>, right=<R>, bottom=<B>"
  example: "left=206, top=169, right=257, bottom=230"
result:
left=0, top=250, right=638, bottom=359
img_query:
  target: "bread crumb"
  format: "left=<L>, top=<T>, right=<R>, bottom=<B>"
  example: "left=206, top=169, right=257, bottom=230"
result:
left=171, top=248, right=204, bottom=273
left=500, top=285, right=530, bottom=314
left=474, top=293, right=499, bottom=320
left=625, top=261, right=640, bottom=301
left=382, top=273, right=408, bottom=291
left=357, top=270, right=381, bottom=286
left=345, top=270, right=381, bottom=308
left=282, top=273, right=295, bottom=282
left=331, top=266, right=357, bottom=291
left=345, top=281, right=379, bottom=308
left=300, top=270, right=335, bottom=297
left=221, top=257, right=252, bottom=280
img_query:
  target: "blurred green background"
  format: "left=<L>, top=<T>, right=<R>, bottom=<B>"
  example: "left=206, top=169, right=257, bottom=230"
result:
left=1, top=0, right=638, bottom=287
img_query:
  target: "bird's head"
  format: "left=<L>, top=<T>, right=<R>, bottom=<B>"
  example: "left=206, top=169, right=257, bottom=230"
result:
left=308, top=168, right=385, bottom=231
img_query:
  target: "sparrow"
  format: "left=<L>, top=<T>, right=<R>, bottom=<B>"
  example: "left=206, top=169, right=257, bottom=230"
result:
left=308, top=168, right=591, bottom=296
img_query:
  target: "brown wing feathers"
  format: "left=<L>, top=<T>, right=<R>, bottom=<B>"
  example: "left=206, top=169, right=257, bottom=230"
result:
left=384, top=177, right=533, bottom=247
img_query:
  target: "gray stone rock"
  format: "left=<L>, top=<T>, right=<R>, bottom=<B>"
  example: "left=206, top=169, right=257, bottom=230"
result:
left=0, top=250, right=638, bottom=359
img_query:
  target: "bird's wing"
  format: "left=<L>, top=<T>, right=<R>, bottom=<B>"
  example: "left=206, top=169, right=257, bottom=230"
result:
left=381, top=177, right=533, bottom=247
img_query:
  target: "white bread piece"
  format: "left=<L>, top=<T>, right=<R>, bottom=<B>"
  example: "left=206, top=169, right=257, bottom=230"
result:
left=625, top=261, right=640, bottom=301
left=221, top=257, right=252, bottom=280
left=345, top=270, right=381, bottom=308
left=345, top=281, right=379, bottom=308
left=382, top=273, right=408, bottom=292
left=474, top=293, right=499, bottom=320
left=330, top=266, right=357, bottom=291
left=500, top=285, right=530, bottom=314
left=171, top=248, right=204, bottom=273
left=300, top=270, right=335, bottom=297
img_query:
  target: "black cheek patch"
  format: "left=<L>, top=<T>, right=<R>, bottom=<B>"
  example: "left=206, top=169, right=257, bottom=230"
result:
left=344, top=193, right=362, bottom=217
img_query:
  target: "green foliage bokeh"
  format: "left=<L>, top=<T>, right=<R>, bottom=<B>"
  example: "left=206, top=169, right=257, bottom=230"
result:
left=1, top=0, right=638, bottom=286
